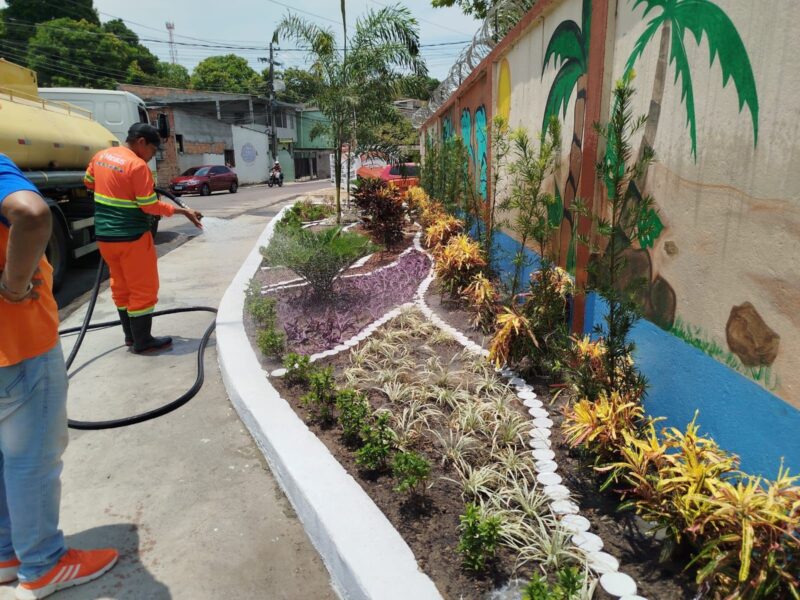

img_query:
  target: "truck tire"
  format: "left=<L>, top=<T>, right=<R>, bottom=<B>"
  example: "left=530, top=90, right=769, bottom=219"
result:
left=46, top=217, right=69, bottom=292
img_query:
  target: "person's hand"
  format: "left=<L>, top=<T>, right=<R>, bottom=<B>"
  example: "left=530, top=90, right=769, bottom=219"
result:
left=180, top=207, right=203, bottom=229
left=0, top=269, right=42, bottom=303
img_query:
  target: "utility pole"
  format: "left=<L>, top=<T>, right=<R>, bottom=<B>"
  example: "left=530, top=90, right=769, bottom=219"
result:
left=268, top=35, right=278, bottom=162
left=166, top=22, right=177, bottom=65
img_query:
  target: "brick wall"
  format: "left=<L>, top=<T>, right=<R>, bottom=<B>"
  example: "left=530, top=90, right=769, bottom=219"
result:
left=183, top=141, right=226, bottom=154
left=150, top=107, right=180, bottom=184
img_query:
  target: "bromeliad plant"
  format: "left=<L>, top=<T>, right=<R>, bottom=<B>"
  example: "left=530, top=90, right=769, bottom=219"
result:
left=424, top=214, right=464, bottom=249
left=461, top=272, right=499, bottom=333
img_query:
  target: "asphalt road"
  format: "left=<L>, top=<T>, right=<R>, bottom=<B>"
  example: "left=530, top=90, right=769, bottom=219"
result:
left=56, top=179, right=332, bottom=320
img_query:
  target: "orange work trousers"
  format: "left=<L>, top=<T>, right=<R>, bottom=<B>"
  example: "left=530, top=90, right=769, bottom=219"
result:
left=97, top=232, right=159, bottom=316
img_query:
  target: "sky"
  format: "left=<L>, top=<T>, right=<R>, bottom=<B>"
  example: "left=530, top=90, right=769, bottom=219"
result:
left=1, top=0, right=482, bottom=81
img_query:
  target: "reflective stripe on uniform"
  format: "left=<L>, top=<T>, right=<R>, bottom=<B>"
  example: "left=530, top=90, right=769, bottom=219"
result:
left=84, top=173, right=95, bottom=182
left=135, top=193, right=158, bottom=206
left=127, top=306, right=155, bottom=317
left=94, top=192, right=139, bottom=209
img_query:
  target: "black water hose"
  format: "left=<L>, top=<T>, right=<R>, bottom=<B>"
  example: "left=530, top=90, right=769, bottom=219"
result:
left=62, top=188, right=217, bottom=430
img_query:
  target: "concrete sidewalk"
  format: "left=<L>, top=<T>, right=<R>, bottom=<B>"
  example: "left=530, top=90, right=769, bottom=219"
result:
left=1, top=208, right=336, bottom=599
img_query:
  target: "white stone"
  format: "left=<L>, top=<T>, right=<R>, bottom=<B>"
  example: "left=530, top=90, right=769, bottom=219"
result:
left=599, top=572, right=637, bottom=597
left=532, top=417, right=554, bottom=428
left=270, top=368, right=287, bottom=377
left=544, top=485, right=571, bottom=501
left=528, top=407, right=549, bottom=418
left=529, top=438, right=552, bottom=450
left=550, top=500, right=580, bottom=515
left=334, top=344, right=348, bottom=353
left=479, top=349, right=490, bottom=358
left=344, top=339, right=358, bottom=348
left=619, top=596, right=648, bottom=600
left=531, top=449, right=555, bottom=461
left=515, top=384, right=534, bottom=393
left=534, top=460, right=558, bottom=473
left=529, top=428, right=551, bottom=440
left=523, top=399, right=544, bottom=409
left=517, top=391, right=537, bottom=401
left=509, top=377, right=525, bottom=386
left=572, top=531, right=604, bottom=552
left=536, top=472, right=562, bottom=486
left=587, top=551, right=620, bottom=574
left=561, top=514, right=591, bottom=533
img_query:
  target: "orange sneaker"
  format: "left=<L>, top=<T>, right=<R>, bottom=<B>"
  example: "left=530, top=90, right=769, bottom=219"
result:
left=16, top=548, right=118, bottom=599
left=0, top=557, right=20, bottom=584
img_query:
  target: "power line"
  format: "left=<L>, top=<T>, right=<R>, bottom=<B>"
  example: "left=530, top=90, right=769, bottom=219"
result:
left=264, top=0, right=342, bottom=25
left=367, top=0, right=471, bottom=36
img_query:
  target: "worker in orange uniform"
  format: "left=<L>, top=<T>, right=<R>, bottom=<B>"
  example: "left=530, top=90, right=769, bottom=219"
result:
left=84, top=124, right=203, bottom=353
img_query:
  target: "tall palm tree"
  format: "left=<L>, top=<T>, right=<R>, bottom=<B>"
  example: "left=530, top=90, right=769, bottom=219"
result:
left=541, top=0, right=591, bottom=270
left=277, top=4, right=426, bottom=223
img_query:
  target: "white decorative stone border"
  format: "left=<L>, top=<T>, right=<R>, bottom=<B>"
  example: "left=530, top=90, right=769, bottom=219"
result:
left=216, top=205, right=443, bottom=600
left=410, top=237, right=647, bottom=600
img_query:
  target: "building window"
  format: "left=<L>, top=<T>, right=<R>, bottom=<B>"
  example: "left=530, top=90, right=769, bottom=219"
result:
left=275, top=110, right=286, bottom=128
left=176, top=134, right=184, bottom=154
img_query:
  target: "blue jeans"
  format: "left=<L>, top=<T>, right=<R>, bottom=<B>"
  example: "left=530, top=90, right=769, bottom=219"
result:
left=0, top=344, right=68, bottom=581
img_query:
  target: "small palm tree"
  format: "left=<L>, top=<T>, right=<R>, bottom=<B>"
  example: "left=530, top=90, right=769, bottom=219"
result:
left=541, top=0, right=591, bottom=271
left=277, top=3, right=426, bottom=223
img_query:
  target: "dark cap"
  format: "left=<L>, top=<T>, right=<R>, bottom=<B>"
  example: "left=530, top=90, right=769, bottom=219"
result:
left=127, top=123, right=162, bottom=149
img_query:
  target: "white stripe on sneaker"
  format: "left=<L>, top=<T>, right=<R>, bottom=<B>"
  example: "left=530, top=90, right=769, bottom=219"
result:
left=51, top=566, right=69, bottom=584
left=65, top=565, right=79, bottom=581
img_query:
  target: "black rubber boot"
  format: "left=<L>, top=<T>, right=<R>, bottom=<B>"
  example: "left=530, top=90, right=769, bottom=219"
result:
left=118, top=309, right=134, bottom=347
left=130, top=314, right=172, bottom=354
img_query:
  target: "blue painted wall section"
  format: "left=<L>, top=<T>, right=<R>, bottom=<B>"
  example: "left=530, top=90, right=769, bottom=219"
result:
left=487, top=226, right=800, bottom=477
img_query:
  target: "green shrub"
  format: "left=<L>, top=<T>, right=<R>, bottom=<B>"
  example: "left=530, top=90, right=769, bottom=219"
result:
left=391, top=451, right=431, bottom=495
left=522, top=567, right=583, bottom=600
left=336, top=389, right=370, bottom=446
left=301, top=367, right=337, bottom=424
left=356, top=412, right=394, bottom=471
left=248, top=296, right=277, bottom=327
left=276, top=209, right=303, bottom=232
left=457, top=502, right=502, bottom=572
left=261, top=227, right=377, bottom=296
left=293, top=199, right=333, bottom=222
left=283, top=353, right=313, bottom=385
left=257, top=327, right=285, bottom=358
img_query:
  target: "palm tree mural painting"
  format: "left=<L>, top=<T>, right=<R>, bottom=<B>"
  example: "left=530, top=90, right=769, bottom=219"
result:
left=620, top=0, right=759, bottom=327
left=541, top=0, right=591, bottom=273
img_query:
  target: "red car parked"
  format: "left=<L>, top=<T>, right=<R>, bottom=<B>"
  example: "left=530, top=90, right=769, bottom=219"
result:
left=357, top=162, right=420, bottom=192
left=169, top=165, right=238, bottom=196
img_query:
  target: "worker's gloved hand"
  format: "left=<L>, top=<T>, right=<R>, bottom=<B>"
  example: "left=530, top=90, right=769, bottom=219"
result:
left=179, top=207, right=203, bottom=229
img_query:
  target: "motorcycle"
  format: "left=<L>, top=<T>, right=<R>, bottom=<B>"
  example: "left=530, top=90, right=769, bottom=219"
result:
left=267, top=170, right=283, bottom=187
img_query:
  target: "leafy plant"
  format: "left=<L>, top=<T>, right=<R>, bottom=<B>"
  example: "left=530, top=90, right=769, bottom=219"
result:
left=522, top=566, right=584, bottom=600
left=420, top=135, right=470, bottom=213
left=392, top=451, right=431, bottom=495
left=488, top=307, right=536, bottom=369
left=352, top=177, right=407, bottom=249
left=261, top=226, right=377, bottom=297
left=485, top=114, right=510, bottom=265
left=424, top=214, right=464, bottom=249
left=336, top=388, right=370, bottom=447
left=405, top=185, right=429, bottom=219
left=245, top=281, right=278, bottom=327
left=433, top=234, right=487, bottom=297
left=356, top=411, right=395, bottom=471
left=275, top=208, right=303, bottom=233
left=499, top=118, right=561, bottom=297
left=457, top=502, right=503, bottom=572
left=302, top=366, right=338, bottom=424
left=282, top=353, right=313, bottom=386
left=572, top=73, right=657, bottom=398
left=461, top=272, right=499, bottom=333
left=292, top=199, right=333, bottom=222
left=562, top=390, right=644, bottom=459
left=257, top=326, right=286, bottom=358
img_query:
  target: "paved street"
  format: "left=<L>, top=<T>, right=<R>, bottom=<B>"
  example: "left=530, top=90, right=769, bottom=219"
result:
left=2, top=183, right=338, bottom=599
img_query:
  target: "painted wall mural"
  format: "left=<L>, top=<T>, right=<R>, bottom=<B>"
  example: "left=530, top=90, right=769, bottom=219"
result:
left=541, top=0, right=592, bottom=273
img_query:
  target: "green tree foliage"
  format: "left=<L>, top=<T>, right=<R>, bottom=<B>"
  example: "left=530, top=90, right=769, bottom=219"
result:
left=26, top=18, right=149, bottom=88
left=1, top=0, right=98, bottom=60
left=156, top=62, right=190, bottom=88
left=431, top=0, right=495, bottom=19
left=190, top=54, right=263, bottom=93
left=275, top=67, right=322, bottom=104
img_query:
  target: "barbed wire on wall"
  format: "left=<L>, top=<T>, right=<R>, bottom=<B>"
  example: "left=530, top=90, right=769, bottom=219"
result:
left=412, top=0, right=537, bottom=129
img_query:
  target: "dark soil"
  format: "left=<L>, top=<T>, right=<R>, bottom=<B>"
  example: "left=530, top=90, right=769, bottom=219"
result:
left=271, top=340, right=518, bottom=600
left=426, top=283, right=698, bottom=600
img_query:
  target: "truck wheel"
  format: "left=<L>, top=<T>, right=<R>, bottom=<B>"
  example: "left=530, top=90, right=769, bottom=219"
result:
left=200, top=184, right=211, bottom=196
left=46, top=218, right=69, bottom=292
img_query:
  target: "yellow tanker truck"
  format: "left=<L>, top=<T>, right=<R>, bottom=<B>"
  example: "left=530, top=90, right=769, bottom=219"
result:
left=0, top=59, right=166, bottom=289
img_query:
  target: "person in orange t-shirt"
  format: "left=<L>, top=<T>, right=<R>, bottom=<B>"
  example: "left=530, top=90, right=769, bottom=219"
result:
left=0, top=154, right=119, bottom=597
left=84, top=123, right=202, bottom=353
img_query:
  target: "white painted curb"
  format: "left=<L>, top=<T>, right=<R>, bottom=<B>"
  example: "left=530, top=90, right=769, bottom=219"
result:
left=216, top=205, right=442, bottom=600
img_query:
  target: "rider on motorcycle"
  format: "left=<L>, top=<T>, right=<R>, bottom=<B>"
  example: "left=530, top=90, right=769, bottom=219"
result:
left=270, top=160, right=283, bottom=184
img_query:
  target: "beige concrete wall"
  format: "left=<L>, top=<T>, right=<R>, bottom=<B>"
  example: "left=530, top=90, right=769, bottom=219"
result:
left=610, top=0, right=800, bottom=405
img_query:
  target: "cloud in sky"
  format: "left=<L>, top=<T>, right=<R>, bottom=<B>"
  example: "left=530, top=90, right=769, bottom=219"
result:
left=81, top=0, right=480, bottom=80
